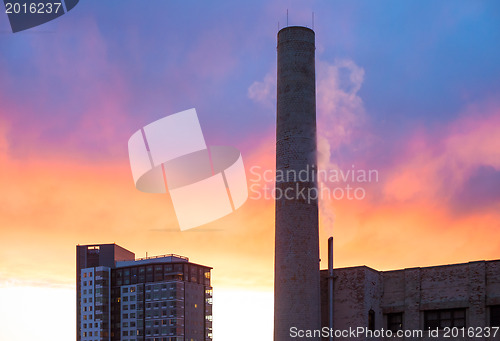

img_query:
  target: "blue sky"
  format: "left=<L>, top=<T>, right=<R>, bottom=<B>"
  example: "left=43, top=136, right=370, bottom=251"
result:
left=1, top=2, right=500, bottom=340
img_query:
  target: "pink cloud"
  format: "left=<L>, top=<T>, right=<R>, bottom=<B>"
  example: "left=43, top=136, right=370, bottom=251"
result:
left=383, top=99, right=500, bottom=203
left=0, top=16, right=146, bottom=163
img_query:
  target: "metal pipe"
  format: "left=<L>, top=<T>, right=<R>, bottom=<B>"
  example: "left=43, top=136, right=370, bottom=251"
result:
left=328, top=237, right=334, bottom=341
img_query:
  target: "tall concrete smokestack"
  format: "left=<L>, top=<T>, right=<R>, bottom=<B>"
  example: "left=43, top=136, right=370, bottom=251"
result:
left=274, top=26, right=321, bottom=340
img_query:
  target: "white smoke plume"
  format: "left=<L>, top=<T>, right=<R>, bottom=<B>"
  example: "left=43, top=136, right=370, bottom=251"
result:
left=248, top=59, right=367, bottom=236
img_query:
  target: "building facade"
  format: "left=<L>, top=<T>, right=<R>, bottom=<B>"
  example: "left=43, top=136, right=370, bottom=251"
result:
left=77, top=244, right=213, bottom=341
left=320, top=260, right=500, bottom=340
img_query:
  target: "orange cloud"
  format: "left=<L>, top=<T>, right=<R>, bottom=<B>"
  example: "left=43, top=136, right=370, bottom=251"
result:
left=0, top=118, right=276, bottom=290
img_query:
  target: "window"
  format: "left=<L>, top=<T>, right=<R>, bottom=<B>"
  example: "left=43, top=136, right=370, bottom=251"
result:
left=368, top=309, right=375, bottom=331
left=491, top=305, right=500, bottom=327
left=387, top=313, right=403, bottom=331
left=424, top=308, right=466, bottom=330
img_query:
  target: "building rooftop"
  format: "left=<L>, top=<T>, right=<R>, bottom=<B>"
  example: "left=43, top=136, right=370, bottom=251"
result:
left=320, top=258, right=500, bottom=274
left=116, top=254, right=189, bottom=267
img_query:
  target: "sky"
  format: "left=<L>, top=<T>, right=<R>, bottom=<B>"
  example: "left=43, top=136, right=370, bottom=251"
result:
left=1, top=0, right=500, bottom=340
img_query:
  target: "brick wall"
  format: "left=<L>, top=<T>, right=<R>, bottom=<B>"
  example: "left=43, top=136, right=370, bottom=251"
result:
left=320, top=260, right=500, bottom=340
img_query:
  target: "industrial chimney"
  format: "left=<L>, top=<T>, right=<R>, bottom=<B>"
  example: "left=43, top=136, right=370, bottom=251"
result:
left=274, top=26, right=321, bottom=340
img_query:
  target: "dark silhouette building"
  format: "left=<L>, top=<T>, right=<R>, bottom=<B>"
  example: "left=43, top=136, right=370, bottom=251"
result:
left=320, top=258, right=500, bottom=340
left=77, top=244, right=213, bottom=341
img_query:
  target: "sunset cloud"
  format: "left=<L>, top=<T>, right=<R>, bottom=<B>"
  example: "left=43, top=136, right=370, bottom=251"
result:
left=1, top=2, right=500, bottom=340
left=383, top=99, right=500, bottom=205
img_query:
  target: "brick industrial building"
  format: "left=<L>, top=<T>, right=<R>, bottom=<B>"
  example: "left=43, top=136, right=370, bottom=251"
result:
left=76, top=244, right=213, bottom=341
left=272, top=24, right=500, bottom=341
left=320, top=255, right=500, bottom=340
